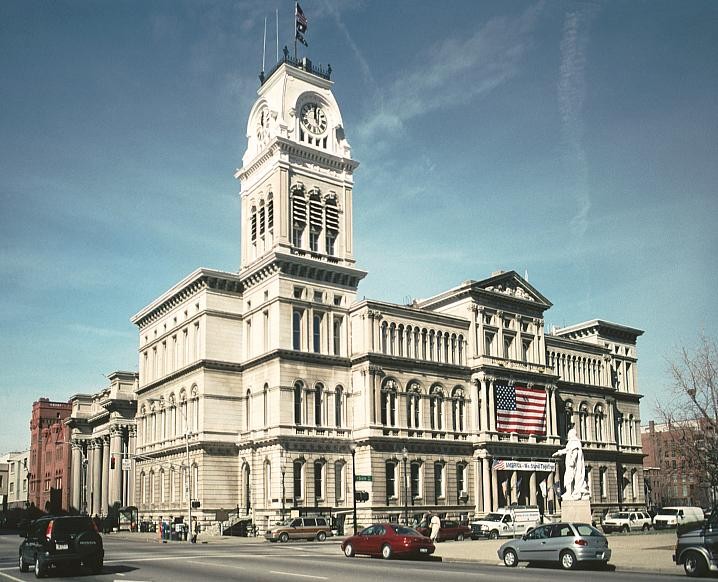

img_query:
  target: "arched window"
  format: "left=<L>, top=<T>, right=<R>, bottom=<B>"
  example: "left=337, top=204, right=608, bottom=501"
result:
left=250, top=205, right=258, bottom=245
left=406, top=382, right=421, bottom=429
left=410, top=461, right=422, bottom=499
left=628, top=414, right=635, bottom=445
left=380, top=321, right=388, bottom=354
left=169, top=467, right=176, bottom=502
left=264, top=460, right=271, bottom=505
left=434, top=462, right=445, bottom=500
left=313, top=461, right=324, bottom=501
left=191, top=386, right=199, bottom=432
left=458, top=335, right=464, bottom=364
left=160, top=469, right=165, bottom=503
left=594, top=404, right=605, bottom=442
left=381, top=379, right=397, bottom=426
left=579, top=403, right=589, bottom=441
left=314, top=383, right=323, bottom=426
left=259, top=200, right=266, bottom=237
left=430, top=385, right=444, bottom=431
left=456, top=463, right=467, bottom=499
left=192, top=464, right=199, bottom=499
left=563, top=401, right=574, bottom=437
left=325, top=195, right=338, bottom=255
left=334, top=461, right=345, bottom=502
left=334, top=386, right=343, bottom=427
left=451, top=386, right=465, bottom=432
left=293, top=382, right=303, bottom=425
left=308, top=190, right=322, bottom=252
left=263, top=383, right=269, bottom=427
left=381, top=379, right=398, bottom=427
left=313, top=313, right=322, bottom=353
left=266, top=193, right=274, bottom=233
left=385, top=461, right=397, bottom=499
left=291, top=187, right=306, bottom=248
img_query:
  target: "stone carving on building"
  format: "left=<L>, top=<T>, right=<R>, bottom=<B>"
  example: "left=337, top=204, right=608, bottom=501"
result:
left=486, top=283, right=534, bottom=301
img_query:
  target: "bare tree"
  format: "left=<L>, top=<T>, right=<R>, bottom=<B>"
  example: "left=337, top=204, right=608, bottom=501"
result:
left=657, top=335, right=718, bottom=507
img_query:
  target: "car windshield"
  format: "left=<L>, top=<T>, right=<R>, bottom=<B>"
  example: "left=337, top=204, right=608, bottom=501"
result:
left=575, top=524, right=604, bottom=537
left=484, top=513, right=503, bottom=522
left=658, top=509, right=679, bottom=516
left=614, top=512, right=631, bottom=519
left=51, top=517, right=94, bottom=535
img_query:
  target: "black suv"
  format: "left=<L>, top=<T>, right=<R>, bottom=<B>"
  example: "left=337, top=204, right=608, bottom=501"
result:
left=19, top=516, right=104, bottom=578
left=673, top=512, right=716, bottom=577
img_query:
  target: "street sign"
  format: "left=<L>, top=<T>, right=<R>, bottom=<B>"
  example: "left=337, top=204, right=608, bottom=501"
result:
left=355, top=475, right=372, bottom=482
left=121, top=459, right=132, bottom=471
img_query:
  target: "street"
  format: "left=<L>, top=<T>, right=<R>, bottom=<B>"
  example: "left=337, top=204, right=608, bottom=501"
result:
left=0, top=531, right=692, bottom=582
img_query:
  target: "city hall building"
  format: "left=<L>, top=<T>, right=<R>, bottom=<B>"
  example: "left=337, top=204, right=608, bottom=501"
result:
left=130, top=55, right=645, bottom=532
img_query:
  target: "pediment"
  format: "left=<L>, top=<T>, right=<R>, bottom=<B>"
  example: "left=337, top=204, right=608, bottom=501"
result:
left=473, top=271, right=552, bottom=308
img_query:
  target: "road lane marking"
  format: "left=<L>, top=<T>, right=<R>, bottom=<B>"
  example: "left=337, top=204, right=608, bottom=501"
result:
left=188, top=560, right=245, bottom=570
left=269, top=572, right=327, bottom=580
left=0, top=571, right=25, bottom=582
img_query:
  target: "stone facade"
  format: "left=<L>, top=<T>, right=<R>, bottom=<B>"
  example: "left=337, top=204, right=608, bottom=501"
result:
left=130, top=56, right=646, bottom=531
left=4, top=450, right=30, bottom=510
left=66, top=371, right=138, bottom=516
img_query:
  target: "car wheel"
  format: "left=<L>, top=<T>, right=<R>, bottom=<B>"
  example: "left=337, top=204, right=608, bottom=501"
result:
left=317, top=531, right=326, bottom=542
left=34, top=557, right=47, bottom=578
left=642, top=523, right=649, bottom=532
left=344, top=543, right=355, bottom=558
left=489, top=530, right=499, bottom=540
left=457, top=533, right=465, bottom=542
left=279, top=532, right=289, bottom=543
left=503, top=548, right=518, bottom=568
left=560, top=550, right=577, bottom=570
left=19, top=553, right=29, bottom=573
left=381, top=544, right=393, bottom=560
left=684, top=551, right=708, bottom=578
left=622, top=525, right=629, bottom=533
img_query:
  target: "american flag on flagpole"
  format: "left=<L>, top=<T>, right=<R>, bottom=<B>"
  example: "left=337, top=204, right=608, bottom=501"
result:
left=495, top=383, right=546, bottom=435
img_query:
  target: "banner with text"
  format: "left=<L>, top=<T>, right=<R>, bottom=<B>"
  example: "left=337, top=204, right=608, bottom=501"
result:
left=492, top=459, right=555, bottom=472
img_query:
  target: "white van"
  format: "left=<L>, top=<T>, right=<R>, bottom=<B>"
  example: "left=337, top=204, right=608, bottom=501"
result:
left=470, top=506, right=542, bottom=539
left=653, top=506, right=704, bottom=529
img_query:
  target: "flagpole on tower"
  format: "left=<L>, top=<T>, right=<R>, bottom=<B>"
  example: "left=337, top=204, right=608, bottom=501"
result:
left=262, top=17, right=267, bottom=73
left=276, top=9, right=279, bottom=63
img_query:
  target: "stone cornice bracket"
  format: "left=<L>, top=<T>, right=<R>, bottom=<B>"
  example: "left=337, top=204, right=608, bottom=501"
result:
left=368, top=364, right=384, bottom=377
left=109, top=425, right=123, bottom=437
left=368, top=309, right=382, bottom=320
left=469, top=305, right=480, bottom=314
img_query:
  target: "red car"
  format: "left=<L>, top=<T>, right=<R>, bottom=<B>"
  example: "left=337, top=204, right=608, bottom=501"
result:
left=341, top=523, right=435, bottom=559
left=416, top=519, right=472, bottom=542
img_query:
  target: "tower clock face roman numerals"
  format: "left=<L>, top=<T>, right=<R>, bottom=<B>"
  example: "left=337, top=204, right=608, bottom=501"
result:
left=300, top=103, right=327, bottom=135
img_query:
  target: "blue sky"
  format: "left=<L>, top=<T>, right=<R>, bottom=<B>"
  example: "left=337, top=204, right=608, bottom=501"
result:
left=1, top=1, right=716, bottom=453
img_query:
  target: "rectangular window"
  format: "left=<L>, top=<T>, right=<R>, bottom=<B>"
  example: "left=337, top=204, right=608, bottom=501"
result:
left=334, top=463, right=344, bottom=502
left=333, top=317, right=342, bottom=356
left=386, top=463, right=397, bottom=498
left=293, top=462, right=303, bottom=500
left=309, top=230, right=319, bottom=252
left=314, top=463, right=324, bottom=501
left=263, top=310, right=269, bottom=352
left=313, top=313, right=322, bottom=353
left=457, top=464, right=465, bottom=498
left=434, top=463, right=444, bottom=500
left=484, top=333, right=493, bottom=356
left=293, top=309, right=303, bottom=350
left=246, top=320, right=252, bottom=358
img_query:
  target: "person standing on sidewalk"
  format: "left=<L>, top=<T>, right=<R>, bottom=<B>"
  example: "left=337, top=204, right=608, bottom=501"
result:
left=430, top=514, right=441, bottom=543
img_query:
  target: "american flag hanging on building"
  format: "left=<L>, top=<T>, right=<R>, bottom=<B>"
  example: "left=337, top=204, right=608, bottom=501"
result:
left=495, top=383, right=547, bottom=435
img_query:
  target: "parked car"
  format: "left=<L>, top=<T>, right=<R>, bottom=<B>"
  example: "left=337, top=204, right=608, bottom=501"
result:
left=471, top=506, right=542, bottom=539
left=341, top=523, right=435, bottom=559
left=601, top=511, right=652, bottom=533
left=19, top=515, right=104, bottom=578
left=416, top=519, right=472, bottom=542
left=673, top=512, right=718, bottom=577
left=265, top=516, right=332, bottom=542
left=654, top=507, right=705, bottom=530
left=497, top=522, right=611, bottom=570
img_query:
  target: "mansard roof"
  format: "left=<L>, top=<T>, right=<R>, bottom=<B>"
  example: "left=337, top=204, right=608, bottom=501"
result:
left=552, top=319, right=644, bottom=343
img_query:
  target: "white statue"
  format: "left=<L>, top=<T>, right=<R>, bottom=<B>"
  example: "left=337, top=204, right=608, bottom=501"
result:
left=552, top=428, right=590, bottom=501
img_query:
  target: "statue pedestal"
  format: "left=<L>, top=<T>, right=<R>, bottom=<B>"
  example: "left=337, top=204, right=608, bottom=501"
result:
left=560, top=499, right=592, bottom=524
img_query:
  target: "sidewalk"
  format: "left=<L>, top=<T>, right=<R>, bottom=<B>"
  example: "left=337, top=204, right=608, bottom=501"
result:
left=105, top=529, right=681, bottom=575
left=431, top=530, right=679, bottom=575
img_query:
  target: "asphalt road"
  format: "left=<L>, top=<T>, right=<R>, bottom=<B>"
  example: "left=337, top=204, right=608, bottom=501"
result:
left=0, top=532, right=691, bottom=582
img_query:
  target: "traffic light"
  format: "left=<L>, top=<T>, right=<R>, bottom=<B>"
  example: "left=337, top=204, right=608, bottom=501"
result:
left=354, top=490, right=369, bottom=502
left=191, top=500, right=201, bottom=509
left=110, top=456, right=115, bottom=469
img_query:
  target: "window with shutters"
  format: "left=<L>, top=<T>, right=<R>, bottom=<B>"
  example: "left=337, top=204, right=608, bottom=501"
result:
left=259, top=203, right=265, bottom=236
left=309, top=190, right=322, bottom=252
left=292, top=188, right=307, bottom=248
left=325, top=196, right=339, bottom=255
left=267, top=196, right=274, bottom=231
left=250, top=207, right=257, bottom=243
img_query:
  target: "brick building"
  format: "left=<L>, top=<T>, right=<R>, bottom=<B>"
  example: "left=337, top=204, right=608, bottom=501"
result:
left=29, top=398, right=72, bottom=513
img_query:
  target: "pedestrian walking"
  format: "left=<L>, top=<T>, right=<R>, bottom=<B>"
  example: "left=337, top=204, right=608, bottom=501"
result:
left=430, top=513, right=441, bottom=543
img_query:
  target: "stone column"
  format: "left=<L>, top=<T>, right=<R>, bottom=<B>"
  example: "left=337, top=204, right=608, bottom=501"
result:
left=101, top=436, right=110, bottom=515
left=127, top=427, right=136, bottom=507
left=529, top=472, right=537, bottom=506
left=71, top=441, right=82, bottom=511
left=472, top=379, right=481, bottom=433
left=92, top=440, right=102, bottom=516
left=474, top=458, right=482, bottom=514
left=487, top=379, right=495, bottom=433
left=491, top=465, right=499, bottom=512
left=110, top=426, right=123, bottom=506
left=480, top=379, right=488, bottom=434
left=482, top=457, right=492, bottom=514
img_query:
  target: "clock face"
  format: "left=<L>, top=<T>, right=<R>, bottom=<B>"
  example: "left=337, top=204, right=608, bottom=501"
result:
left=300, top=103, right=327, bottom=135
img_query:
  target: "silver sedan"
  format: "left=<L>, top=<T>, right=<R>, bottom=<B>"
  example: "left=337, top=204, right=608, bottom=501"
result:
left=497, top=522, right=611, bottom=570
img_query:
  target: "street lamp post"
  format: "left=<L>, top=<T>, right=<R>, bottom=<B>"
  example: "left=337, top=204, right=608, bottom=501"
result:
left=350, top=442, right=357, bottom=535
left=402, top=447, right=408, bottom=525
left=281, top=454, right=288, bottom=521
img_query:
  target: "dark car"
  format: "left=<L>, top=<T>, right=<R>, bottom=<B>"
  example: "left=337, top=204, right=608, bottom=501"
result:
left=417, top=519, right=472, bottom=542
left=673, top=512, right=718, bottom=577
left=341, top=523, right=435, bottom=560
left=19, top=515, right=104, bottom=578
